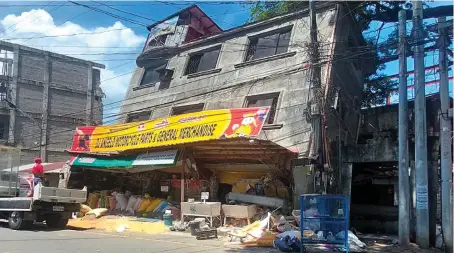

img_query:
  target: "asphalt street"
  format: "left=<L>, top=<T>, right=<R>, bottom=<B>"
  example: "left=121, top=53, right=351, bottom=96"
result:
left=0, top=221, right=276, bottom=253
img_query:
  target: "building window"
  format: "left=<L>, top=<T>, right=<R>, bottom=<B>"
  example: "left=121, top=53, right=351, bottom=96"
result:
left=246, top=29, right=291, bottom=61
left=126, top=111, right=151, bottom=123
left=148, top=34, right=168, bottom=47
left=140, top=63, right=167, bottom=87
left=171, top=103, right=204, bottom=116
left=184, top=47, right=220, bottom=75
left=246, top=93, right=279, bottom=124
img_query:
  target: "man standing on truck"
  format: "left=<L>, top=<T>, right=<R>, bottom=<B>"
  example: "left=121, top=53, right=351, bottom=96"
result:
left=31, top=158, right=45, bottom=186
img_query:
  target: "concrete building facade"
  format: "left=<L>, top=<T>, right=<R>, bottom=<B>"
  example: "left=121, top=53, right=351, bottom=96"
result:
left=120, top=4, right=371, bottom=204
left=0, top=41, right=105, bottom=164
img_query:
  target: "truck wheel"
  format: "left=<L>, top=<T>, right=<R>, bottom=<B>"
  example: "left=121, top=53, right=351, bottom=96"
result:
left=8, top=211, right=31, bottom=230
left=46, top=215, right=69, bottom=229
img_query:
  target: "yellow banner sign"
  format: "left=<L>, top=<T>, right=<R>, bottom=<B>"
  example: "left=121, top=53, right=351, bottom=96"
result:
left=71, top=107, right=270, bottom=153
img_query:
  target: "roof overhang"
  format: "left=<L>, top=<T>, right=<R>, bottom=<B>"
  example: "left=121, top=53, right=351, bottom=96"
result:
left=187, top=137, right=297, bottom=164
left=69, top=137, right=297, bottom=174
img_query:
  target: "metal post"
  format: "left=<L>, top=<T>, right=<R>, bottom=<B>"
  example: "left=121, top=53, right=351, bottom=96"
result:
left=398, top=9, right=410, bottom=246
left=437, top=16, right=453, bottom=253
left=412, top=1, right=429, bottom=248
left=309, top=0, right=323, bottom=194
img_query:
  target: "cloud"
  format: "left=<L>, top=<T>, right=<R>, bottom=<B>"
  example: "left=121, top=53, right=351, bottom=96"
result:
left=0, top=9, right=146, bottom=123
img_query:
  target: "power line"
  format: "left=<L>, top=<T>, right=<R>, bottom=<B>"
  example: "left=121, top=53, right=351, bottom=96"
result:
left=0, top=27, right=143, bottom=41
left=20, top=37, right=397, bottom=142
left=89, top=0, right=158, bottom=22
left=19, top=60, right=310, bottom=141
left=0, top=1, right=54, bottom=37
left=12, top=34, right=432, bottom=131
left=0, top=2, right=65, bottom=39
left=18, top=36, right=430, bottom=138
left=21, top=6, right=93, bottom=43
left=68, top=1, right=149, bottom=27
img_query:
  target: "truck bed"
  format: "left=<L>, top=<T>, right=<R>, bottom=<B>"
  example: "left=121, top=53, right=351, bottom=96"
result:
left=33, top=184, right=87, bottom=203
left=0, top=184, right=87, bottom=211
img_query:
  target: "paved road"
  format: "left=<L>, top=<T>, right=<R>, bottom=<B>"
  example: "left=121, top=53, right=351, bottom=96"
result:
left=0, top=222, right=276, bottom=253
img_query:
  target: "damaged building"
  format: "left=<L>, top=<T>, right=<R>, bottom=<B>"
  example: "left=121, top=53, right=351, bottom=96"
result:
left=120, top=3, right=373, bottom=208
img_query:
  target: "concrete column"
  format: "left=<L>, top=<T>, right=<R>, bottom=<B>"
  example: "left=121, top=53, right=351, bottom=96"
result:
left=7, top=45, right=19, bottom=145
left=40, top=53, right=50, bottom=161
left=86, top=64, right=93, bottom=125
left=292, top=163, right=313, bottom=210
left=341, top=162, right=352, bottom=196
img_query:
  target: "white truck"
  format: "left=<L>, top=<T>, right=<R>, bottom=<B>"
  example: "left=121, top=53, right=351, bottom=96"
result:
left=0, top=182, right=87, bottom=230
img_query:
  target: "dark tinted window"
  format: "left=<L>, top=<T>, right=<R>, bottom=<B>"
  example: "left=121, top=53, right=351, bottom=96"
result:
left=246, top=30, right=291, bottom=61
left=140, top=63, right=167, bottom=86
left=246, top=93, right=279, bottom=124
left=171, top=104, right=204, bottom=116
left=185, top=48, right=220, bottom=75
left=126, top=111, right=151, bottom=123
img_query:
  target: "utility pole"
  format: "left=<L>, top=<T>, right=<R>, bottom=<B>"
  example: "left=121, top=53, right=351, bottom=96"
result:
left=437, top=16, right=453, bottom=253
left=309, top=0, right=323, bottom=194
left=398, top=9, right=410, bottom=247
left=412, top=1, right=429, bottom=248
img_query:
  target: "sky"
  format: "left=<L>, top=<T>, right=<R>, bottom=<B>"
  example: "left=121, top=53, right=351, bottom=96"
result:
left=0, top=1, right=451, bottom=121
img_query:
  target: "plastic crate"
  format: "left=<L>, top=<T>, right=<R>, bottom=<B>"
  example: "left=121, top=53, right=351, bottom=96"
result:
left=300, top=194, right=350, bottom=252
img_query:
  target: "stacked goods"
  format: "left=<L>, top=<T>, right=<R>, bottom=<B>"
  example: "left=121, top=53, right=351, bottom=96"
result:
left=79, top=191, right=178, bottom=220
left=126, top=196, right=139, bottom=215
left=141, top=199, right=171, bottom=218
left=138, top=194, right=153, bottom=213
left=87, top=193, right=99, bottom=209
left=114, top=192, right=128, bottom=212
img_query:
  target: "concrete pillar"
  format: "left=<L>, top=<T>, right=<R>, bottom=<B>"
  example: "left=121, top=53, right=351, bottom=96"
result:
left=40, top=53, right=50, bottom=161
left=341, top=162, right=352, bottom=196
left=86, top=64, right=93, bottom=125
left=7, top=45, right=19, bottom=145
left=292, top=162, right=313, bottom=210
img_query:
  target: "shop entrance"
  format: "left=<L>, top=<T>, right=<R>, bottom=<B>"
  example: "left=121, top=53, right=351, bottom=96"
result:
left=350, top=162, right=398, bottom=234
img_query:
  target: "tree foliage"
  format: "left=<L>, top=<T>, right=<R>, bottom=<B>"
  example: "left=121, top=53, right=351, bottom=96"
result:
left=246, top=1, right=452, bottom=107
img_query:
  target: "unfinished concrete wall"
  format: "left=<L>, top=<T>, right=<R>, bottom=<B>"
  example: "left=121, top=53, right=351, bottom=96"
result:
left=14, top=116, right=41, bottom=148
left=51, top=60, right=89, bottom=92
left=16, top=83, right=43, bottom=113
left=20, top=54, right=46, bottom=82
left=48, top=89, right=87, bottom=118
left=0, top=40, right=105, bottom=163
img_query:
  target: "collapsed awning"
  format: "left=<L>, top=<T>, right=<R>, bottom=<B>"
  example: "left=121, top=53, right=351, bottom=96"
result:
left=69, top=138, right=296, bottom=174
left=187, top=137, right=296, bottom=164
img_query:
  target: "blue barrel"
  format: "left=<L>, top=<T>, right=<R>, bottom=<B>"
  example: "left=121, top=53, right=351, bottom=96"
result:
left=163, top=214, right=173, bottom=226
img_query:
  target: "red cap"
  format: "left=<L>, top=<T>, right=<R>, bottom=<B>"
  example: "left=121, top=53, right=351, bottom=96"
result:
left=34, top=157, right=42, bottom=163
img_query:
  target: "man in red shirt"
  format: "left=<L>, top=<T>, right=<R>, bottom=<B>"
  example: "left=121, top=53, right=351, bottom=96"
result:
left=32, top=158, right=44, bottom=185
